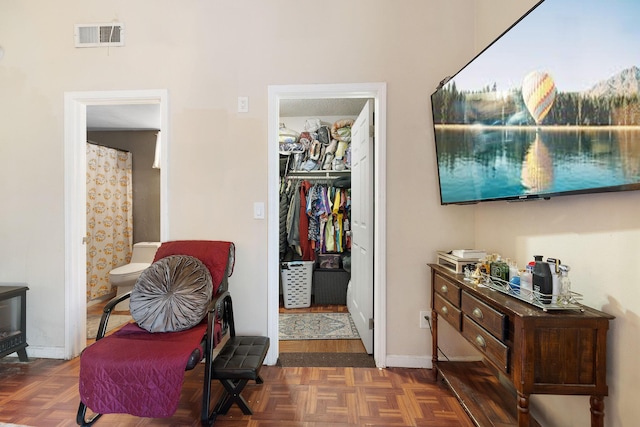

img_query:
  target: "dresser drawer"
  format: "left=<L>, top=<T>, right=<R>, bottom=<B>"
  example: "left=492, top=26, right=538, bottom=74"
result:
left=434, top=293, right=462, bottom=331
left=434, top=273, right=461, bottom=307
left=462, top=315, right=509, bottom=374
left=461, top=291, right=507, bottom=341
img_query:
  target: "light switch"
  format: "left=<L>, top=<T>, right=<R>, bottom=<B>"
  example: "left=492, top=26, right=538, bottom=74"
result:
left=238, top=96, right=249, bottom=113
left=253, top=202, right=264, bottom=219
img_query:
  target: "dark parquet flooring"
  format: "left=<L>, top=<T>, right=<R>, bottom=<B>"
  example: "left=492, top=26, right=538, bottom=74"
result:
left=0, top=357, right=473, bottom=427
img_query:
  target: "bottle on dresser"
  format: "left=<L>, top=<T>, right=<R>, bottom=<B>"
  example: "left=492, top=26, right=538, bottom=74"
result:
left=520, top=262, right=535, bottom=298
left=490, top=255, right=509, bottom=282
left=546, top=258, right=562, bottom=304
left=558, top=264, right=572, bottom=305
left=532, top=255, right=553, bottom=304
left=507, top=259, right=520, bottom=294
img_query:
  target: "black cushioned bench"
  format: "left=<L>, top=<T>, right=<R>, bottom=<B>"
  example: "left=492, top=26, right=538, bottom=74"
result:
left=210, top=335, right=270, bottom=415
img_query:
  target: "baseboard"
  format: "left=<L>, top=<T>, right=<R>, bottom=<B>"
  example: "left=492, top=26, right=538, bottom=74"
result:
left=384, top=354, right=482, bottom=369
left=385, top=354, right=433, bottom=369
left=3, top=346, right=67, bottom=360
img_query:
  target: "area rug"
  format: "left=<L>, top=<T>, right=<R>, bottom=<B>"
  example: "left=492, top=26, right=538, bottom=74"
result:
left=279, top=312, right=360, bottom=340
left=86, top=314, right=132, bottom=339
left=277, top=352, right=375, bottom=367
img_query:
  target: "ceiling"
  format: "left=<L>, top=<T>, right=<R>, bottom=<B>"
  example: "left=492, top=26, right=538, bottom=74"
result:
left=86, top=98, right=369, bottom=131
left=279, top=98, right=369, bottom=117
left=87, top=104, right=161, bottom=131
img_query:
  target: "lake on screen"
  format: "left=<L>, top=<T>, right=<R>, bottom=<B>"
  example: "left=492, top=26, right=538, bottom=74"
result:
left=434, top=127, right=640, bottom=204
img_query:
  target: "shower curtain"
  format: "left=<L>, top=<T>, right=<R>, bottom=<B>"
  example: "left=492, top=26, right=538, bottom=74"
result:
left=86, top=143, right=133, bottom=301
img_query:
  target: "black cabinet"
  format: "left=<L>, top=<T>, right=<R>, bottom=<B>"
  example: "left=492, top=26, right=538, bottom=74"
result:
left=0, top=284, right=29, bottom=361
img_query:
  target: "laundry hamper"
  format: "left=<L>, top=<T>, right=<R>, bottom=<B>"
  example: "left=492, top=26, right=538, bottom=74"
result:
left=280, top=261, right=313, bottom=308
left=313, top=269, right=350, bottom=305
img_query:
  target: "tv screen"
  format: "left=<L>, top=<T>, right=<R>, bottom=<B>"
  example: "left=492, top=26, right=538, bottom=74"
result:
left=431, top=0, right=640, bottom=205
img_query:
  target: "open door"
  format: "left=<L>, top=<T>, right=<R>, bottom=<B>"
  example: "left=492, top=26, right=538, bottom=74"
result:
left=348, top=100, right=374, bottom=354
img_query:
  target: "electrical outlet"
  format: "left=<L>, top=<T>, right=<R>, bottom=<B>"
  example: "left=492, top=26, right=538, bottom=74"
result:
left=419, top=311, right=430, bottom=329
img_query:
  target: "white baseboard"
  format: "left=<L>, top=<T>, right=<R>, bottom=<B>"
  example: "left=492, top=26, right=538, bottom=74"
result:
left=384, top=354, right=433, bottom=369
left=4, top=346, right=68, bottom=360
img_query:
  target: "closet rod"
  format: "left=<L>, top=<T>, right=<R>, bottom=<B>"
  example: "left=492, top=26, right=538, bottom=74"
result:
left=285, top=171, right=350, bottom=180
left=285, top=175, right=340, bottom=181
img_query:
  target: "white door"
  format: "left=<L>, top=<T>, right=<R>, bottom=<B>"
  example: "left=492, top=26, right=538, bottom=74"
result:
left=348, top=100, right=374, bottom=354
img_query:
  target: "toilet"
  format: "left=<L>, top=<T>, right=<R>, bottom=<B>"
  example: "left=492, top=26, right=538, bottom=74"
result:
left=109, top=241, right=161, bottom=311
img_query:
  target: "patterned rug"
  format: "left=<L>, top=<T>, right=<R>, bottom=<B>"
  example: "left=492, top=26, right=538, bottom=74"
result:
left=279, top=312, right=360, bottom=340
left=86, top=314, right=132, bottom=339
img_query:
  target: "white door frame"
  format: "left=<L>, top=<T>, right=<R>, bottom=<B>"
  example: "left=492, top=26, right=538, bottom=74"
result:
left=267, top=83, right=387, bottom=367
left=63, top=89, right=169, bottom=359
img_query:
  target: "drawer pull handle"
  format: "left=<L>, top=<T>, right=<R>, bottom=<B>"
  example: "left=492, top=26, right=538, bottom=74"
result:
left=440, top=306, right=449, bottom=315
left=475, top=335, right=486, bottom=349
left=440, top=285, right=448, bottom=294
left=472, top=307, right=484, bottom=320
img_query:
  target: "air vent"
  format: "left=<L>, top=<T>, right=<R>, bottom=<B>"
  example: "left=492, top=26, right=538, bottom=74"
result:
left=74, top=23, right=124, bottom=48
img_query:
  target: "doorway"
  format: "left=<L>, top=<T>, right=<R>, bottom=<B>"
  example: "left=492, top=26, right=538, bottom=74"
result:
left=64, top=89, right=168, bottom=359
left=266, top=83, right=387, bottom=367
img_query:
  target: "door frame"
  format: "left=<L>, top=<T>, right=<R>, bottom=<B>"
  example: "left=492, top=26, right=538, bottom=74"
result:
left=63, top=89, right=169, bottom=359
left=266, top=83, right=387, bottom=367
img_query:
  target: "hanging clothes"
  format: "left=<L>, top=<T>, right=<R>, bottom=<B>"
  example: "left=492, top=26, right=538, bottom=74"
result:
left=306, top=184, right=323, bottom=247
left=279, top=179, right=292, bottom=260
left=286, top=184, right=302, bottom=256
left=321, top=185, right=335, bottom=252
left=298, top=181, right=314, bottom=261
left=282, top=178, right=351, bottom=259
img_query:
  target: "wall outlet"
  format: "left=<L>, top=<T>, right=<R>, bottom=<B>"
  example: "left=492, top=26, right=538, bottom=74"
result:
left=419, top=310, right=430, bottom=329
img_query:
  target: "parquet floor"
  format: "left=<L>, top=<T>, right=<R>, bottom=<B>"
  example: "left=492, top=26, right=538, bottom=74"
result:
left=0, top=300, right=473, bottom=426
left=0, top=357, right=473, bottom=426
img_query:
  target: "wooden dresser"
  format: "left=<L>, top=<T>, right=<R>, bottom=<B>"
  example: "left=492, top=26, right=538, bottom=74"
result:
left=428, top=264, right=613, bottom=427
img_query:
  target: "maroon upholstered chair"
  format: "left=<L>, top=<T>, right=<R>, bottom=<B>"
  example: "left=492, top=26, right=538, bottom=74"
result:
left=77, top=240, right=237, bottom=426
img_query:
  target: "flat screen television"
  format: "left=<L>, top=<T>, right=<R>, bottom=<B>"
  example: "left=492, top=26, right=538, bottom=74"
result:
left=431, top=0, right=640, bottom=205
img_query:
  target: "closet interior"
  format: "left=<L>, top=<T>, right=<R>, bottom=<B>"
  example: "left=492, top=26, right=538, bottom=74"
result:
left=278, top=99, right=369, bottom=313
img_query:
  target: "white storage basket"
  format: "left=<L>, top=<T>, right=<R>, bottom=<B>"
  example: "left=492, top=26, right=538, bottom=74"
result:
left=280, top=261, right=313, bottom=308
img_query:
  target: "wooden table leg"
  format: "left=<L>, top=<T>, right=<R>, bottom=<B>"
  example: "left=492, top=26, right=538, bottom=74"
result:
left=517, top=391, right=531, bottom=427
left=431, top=308, right=438, bottom=382
left=590, top=395, right=605, bottom=427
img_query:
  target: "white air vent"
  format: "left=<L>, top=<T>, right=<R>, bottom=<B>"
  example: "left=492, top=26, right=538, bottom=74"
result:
left=74, top=23, right=124, bottom=48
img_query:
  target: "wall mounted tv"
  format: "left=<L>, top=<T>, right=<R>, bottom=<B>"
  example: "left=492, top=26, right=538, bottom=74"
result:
left=431, top=0, right=640, bottom=205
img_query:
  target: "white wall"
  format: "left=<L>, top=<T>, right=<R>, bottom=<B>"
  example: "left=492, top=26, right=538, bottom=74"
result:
left=474, top=1, right=637, bottom=426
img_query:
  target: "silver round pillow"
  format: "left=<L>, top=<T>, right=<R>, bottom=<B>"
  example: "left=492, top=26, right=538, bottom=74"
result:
left=130, top=255, right=213, bottom=333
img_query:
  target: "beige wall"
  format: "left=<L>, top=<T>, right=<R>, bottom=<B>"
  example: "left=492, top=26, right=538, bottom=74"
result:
left=0, top=0, right=475, bottom=360
left=474, top=1, right=636, bottom=426
left=0, top=0, right=633, bottom=425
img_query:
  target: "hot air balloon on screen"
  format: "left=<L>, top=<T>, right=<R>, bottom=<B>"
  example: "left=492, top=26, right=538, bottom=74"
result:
left=522, top=71, right=556, bottom=125
left=521, top=133, right=553, bottom=192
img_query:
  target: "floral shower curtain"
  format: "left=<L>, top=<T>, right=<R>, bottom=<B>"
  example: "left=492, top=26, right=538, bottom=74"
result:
left=86, top=143, right=133, bottom=302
